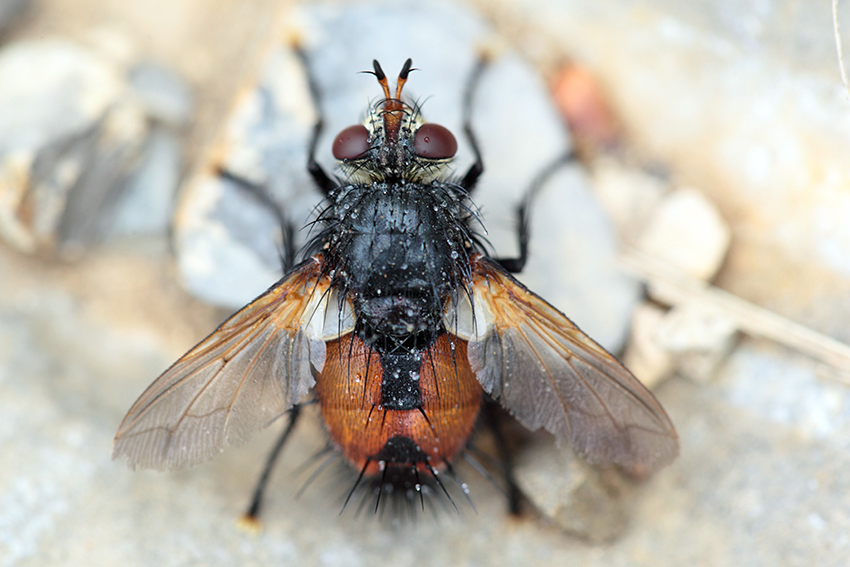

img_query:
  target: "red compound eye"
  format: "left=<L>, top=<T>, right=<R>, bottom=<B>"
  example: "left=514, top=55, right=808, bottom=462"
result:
left=413, top=123, right=457, bottom=159
left=332, top=124, right=371, bottom=160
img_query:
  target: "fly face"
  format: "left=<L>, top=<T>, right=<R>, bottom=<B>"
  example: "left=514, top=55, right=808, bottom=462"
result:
left=113, top=53, right=678, bottom=521
left=331, top=59, right=458, bottom=184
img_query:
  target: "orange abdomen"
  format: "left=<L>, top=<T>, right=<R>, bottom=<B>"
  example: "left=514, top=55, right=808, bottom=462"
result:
left=315, top=333, right=483, bottom=476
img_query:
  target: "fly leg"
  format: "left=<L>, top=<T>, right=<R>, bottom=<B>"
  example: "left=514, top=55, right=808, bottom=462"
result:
left=215, top=167, right=296, bottom=273
left=493, top=151, right=576, bottom=274
left=239, top=406, right=303, bottom=527
left=293, top=46, right=337, bottom=196
left=458, top=56, right=489, bottom=193
left=481, top=400, right=522, bottom=515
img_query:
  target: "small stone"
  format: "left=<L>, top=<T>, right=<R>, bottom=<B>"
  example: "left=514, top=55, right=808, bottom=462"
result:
left=520, top=165, right=642, bottom=353
left=637, top=187, right=731, bottom=281
left=623, top=301, right=675, bottom=389
left=590, top=157, right=667, bottom=241
left=514, top=436, right=628, bottom=542
left=656, top=302, right=739, bottom=382
left=0, top=39, right=148, bottom=255
left=176, top=173, right=285, bottom=308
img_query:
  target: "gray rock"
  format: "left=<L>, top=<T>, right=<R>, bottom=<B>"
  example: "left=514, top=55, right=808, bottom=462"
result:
left=0, top=39, right=148, bottom=255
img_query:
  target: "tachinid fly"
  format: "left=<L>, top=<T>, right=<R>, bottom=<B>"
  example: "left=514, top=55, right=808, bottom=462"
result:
left=113, top=53, right=679, bottom=519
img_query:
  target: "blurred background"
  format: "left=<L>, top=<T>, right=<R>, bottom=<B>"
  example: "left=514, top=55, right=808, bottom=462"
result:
left=2, top=1, right=850, bottom=565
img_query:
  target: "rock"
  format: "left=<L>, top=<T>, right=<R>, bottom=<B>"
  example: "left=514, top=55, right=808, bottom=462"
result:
left=637, top=187, right=731, bottom=281
left=0, top=39, right=148, bottom=255
left=623, top=301, right=675, bottom=389
left=590, top=157, right=668, bottom=241
left=519, top=164, right=642, bottom=352
left=656, top=302, right=739, bottom=382
left=0, top=38, right=192, bottom=255
left=625, top=300, right=738, bottom=386
left=514, top=436, right=628, bottom=543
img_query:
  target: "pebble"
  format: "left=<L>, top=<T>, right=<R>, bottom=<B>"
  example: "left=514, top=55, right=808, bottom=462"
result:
left=590, top=157, right=667, bottom=241
left=625, top=300, right=739, bottom=387
left=636, top=186, right=731, bottom=281
left=623, top=302, right=675, bottom=389
left=656, top=302, right=739, bottom=383
left=0, top=39, right=192, bottom=255
left=514, top=436, right=627, bottom=542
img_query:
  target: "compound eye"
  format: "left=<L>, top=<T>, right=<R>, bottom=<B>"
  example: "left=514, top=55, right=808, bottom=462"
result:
left=413, top=123, right=457, bottom=159
left=332, top=124, right=371, bottom=160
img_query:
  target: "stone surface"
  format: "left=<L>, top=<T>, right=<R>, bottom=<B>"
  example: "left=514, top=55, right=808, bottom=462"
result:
left=6, top=233, right=850, bottom=565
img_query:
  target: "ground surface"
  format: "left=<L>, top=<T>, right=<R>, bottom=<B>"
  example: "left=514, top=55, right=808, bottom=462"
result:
left=2, top=1, right=849, bottom=566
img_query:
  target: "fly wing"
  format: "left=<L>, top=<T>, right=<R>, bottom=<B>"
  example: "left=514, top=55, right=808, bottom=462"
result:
left=113, top=258, right=331, bottom=471
left=458, top=256, right=679, bottom=474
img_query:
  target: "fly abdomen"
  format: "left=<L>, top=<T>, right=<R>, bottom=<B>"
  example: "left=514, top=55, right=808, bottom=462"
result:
left=378, top=350, right=422, bottom=410
left=315, top=332, right=483, bottom=476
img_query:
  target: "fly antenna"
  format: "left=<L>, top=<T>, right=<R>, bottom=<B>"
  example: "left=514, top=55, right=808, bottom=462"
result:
left=395, top=58, right=414, bottom=99
left=372, top=60, right=392, bottom=99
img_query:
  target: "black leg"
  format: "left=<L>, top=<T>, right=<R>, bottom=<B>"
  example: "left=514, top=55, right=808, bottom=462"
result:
left=494, top=150, right=576, bottom=273
left=293, top=47, right=337, bottom=196
left=482, top=400, right=522, bottom=515
left=239, top=406, right=302, bottom=525
left=459, top=56, right=489, bottom=193
left=216, top=166, right=296, bottom=273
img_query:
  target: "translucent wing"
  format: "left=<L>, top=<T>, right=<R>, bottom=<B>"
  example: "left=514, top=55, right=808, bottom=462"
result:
left=455, top=256, right=679, bottom=474
left=113, top=258, right=334, bottom=471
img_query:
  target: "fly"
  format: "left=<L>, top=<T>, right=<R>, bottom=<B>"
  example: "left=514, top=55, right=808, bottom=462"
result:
left=113, top=50, right=679, bottom=521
